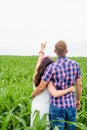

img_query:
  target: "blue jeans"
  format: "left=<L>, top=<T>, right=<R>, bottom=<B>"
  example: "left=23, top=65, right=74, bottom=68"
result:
left=49, top=104, right=76, bottom=130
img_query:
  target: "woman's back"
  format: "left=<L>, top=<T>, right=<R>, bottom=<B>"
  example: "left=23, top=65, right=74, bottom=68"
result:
left=30, top=85, right=50, bottom=126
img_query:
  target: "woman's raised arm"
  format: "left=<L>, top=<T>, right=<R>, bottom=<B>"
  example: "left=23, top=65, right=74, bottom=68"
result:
left=33, top=42, right=47, bottom=78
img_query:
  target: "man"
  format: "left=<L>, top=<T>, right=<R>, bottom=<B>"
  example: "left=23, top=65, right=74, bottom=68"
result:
left=32, top=40, right=82, bottom=130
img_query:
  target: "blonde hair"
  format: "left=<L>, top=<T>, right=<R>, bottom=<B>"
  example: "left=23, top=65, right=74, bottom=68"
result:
left=55, top=40, right=67, bottom=57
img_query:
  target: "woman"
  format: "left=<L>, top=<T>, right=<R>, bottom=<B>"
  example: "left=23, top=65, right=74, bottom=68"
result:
left=30, top=42, right=74, bottom=127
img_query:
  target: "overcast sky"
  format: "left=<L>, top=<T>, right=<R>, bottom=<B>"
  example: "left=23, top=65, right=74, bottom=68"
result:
left=0, top=0, right=87, bottom=57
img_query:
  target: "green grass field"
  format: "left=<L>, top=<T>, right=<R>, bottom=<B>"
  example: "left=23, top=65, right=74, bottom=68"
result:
left=0, top=56, right=87, bottom=130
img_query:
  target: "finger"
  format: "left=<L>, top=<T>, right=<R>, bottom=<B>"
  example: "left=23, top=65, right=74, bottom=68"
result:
left=45, top=41, right=47, bottom=45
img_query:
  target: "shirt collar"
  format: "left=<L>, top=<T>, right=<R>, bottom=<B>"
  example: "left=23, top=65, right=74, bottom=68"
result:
left=58, top=56, right=66, bottom=59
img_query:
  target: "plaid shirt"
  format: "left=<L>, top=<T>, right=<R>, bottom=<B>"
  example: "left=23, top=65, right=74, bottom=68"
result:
left=42, top=57, right=81, bottom=108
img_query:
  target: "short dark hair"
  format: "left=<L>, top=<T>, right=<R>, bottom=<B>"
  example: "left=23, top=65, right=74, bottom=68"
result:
left=55, top=40, right=67, bottom=56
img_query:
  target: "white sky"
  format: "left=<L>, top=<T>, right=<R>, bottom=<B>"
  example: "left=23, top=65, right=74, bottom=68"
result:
left=0, top=0, right=87, bottom=57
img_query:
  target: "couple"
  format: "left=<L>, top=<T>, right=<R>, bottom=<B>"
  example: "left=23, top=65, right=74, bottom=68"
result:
left=31, top=40, right=82, bottom=130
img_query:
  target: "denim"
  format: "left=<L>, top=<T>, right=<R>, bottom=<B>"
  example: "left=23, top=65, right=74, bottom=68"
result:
left=49, top=104, right=76, bottom=130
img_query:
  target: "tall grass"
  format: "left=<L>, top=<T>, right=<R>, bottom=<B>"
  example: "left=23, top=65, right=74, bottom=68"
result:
left=0, top=56, right=87, bottom=130
left=0, top=56, right=36, bottom=130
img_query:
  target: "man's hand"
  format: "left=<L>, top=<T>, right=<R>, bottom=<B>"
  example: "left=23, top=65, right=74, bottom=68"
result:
left=32, top=92, right=35, bottom=98
left=31, top=80, right=48, bottom=98
left=76, top=99, right=81, bottom=111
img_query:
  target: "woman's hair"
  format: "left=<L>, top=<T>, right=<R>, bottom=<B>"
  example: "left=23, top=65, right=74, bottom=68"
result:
left=34, top=56, right=54, bottom=87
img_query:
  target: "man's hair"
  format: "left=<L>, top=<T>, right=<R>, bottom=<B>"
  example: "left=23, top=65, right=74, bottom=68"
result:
left=55, top=40, right=67, bottom=56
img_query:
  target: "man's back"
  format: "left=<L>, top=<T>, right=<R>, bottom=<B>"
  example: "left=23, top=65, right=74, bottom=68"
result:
left=42, top=56, right=81, bottom=108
